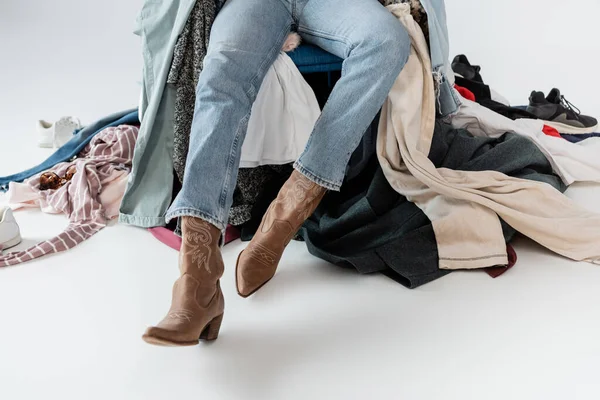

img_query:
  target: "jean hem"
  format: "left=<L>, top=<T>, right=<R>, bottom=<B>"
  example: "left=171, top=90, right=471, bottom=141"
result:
left=293, top=161, right=341, bottom=191
left=118, top=213, right=166, bottom=228
left=165, top=208, right=226, bottom=232
left=165, top=208, right=227, bottom=247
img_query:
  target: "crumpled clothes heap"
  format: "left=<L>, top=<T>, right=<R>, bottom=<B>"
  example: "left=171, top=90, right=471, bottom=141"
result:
left=1, top=125, right=138, bottom=267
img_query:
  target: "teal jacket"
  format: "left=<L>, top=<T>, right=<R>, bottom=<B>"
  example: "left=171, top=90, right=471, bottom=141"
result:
left=119, top=0, right=460, bottom=228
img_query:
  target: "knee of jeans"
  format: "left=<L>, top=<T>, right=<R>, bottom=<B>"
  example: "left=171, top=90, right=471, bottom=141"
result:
left=370, top=22, right=411, bottom=75
left=196, top=43, right=259, bottom=102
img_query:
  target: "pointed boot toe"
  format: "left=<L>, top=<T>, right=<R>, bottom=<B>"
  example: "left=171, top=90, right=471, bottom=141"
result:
left=142, top=326, right=200, bottom=347
left=235, top=250, right=277, bottom=298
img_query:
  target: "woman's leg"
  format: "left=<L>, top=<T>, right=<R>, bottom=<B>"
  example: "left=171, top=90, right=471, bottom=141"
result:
left=166, top=0, right=294, bottom=230
left=236, top=0, right=411, bottom=297
left=143, top=0, right=294, bottom=346
left=295, top=0, right=410, bottom=189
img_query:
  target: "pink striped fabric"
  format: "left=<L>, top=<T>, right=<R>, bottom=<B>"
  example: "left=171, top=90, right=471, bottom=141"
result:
left=0, top=125, right=138, bottom=267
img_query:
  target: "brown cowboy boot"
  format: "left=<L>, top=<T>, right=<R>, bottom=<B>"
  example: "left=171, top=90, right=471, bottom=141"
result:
left=143, top=217, right=225, bottom=346
left=236, top=170, right=327, bottom=297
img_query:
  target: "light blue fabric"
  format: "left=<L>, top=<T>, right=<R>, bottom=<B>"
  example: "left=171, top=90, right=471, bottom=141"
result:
left=419, top=0, right=461, bottom=117
left=0, top=109, right=138, bottom=192
left=119, top=0, right=459, bottom=228
left=166, top=0, right=410, bottom=231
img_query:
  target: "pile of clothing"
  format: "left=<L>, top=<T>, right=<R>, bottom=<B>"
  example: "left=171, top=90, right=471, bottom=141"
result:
left=307, top=4, right=600, bottom=287
left=452, top=55, right=598, bottom=135
left=1, top=110, right=141, bottom=263
left=135, top=1, right=600, bottom=288
left=2, top=0, right=600, bottom=292
left=0, top=123, right=139, bottom=266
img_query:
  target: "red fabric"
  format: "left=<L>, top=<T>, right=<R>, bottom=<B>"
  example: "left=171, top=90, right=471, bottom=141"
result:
left=542, top=125, right=562, bottom=138
left=149, top=225, right=241, bottom=251
left=484, top=244, right=517, bottom=278
left=454, top=84, right=476, bottom=102
left=225, top=226, right=241, bottom=244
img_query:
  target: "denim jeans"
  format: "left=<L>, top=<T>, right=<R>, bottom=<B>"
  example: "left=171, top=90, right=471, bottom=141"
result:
left=166, top=0, right=410, bottom=230
left=0, top=109, right=139, bottom=192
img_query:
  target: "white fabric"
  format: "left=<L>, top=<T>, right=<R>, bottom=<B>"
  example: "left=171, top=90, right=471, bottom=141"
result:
left=450, top=95, right=600, bottom=185
left=240, top=52, right=321, bottom=168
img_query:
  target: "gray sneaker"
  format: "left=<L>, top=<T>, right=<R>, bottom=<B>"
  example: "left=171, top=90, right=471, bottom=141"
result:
left=526, top=88, right=598, bottom=134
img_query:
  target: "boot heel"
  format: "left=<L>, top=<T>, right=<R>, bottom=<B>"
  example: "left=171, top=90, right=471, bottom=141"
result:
left=199, top=314, right=224, bottom=341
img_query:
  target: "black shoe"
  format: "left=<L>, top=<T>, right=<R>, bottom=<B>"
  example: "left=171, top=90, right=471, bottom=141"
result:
left=451, top=55, right=483, bottom=83
left=526, top=89, right=598, bottom=134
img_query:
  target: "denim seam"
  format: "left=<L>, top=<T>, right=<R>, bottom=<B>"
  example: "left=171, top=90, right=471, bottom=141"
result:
left=294, top=160, right=341, bottom=191
left=219, top=112, right=250, bottom=222
left=298, top=107, right=322, bottom=154
left=291, top=0, right=297, bottom=23
left=296, top=26, right=352, bottom=50
left=246, top=24, right=292, bottom=99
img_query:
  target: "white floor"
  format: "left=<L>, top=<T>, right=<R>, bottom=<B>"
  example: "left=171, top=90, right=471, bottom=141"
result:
left=1, top=1, right=600, bottom=399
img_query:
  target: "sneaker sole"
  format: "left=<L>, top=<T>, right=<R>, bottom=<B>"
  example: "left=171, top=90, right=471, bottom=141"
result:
left=543, top=120, right=599, bottom=135
left=1, top=235, right=22, bottom=251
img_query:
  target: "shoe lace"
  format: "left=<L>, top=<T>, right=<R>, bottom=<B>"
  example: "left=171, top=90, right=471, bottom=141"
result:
left=560, top=95, right=581, bottom=115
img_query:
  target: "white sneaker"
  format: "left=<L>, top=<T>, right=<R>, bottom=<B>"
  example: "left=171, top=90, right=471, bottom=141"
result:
left=37, top=116, right=81, bottom=148
left=0, top=207, right=21, bottom=250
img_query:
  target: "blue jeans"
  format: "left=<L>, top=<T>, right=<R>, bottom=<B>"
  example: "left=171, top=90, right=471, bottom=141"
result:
left=167, top=0, right=410, bottom=230
left=0, top=109, right=139, bottom=192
